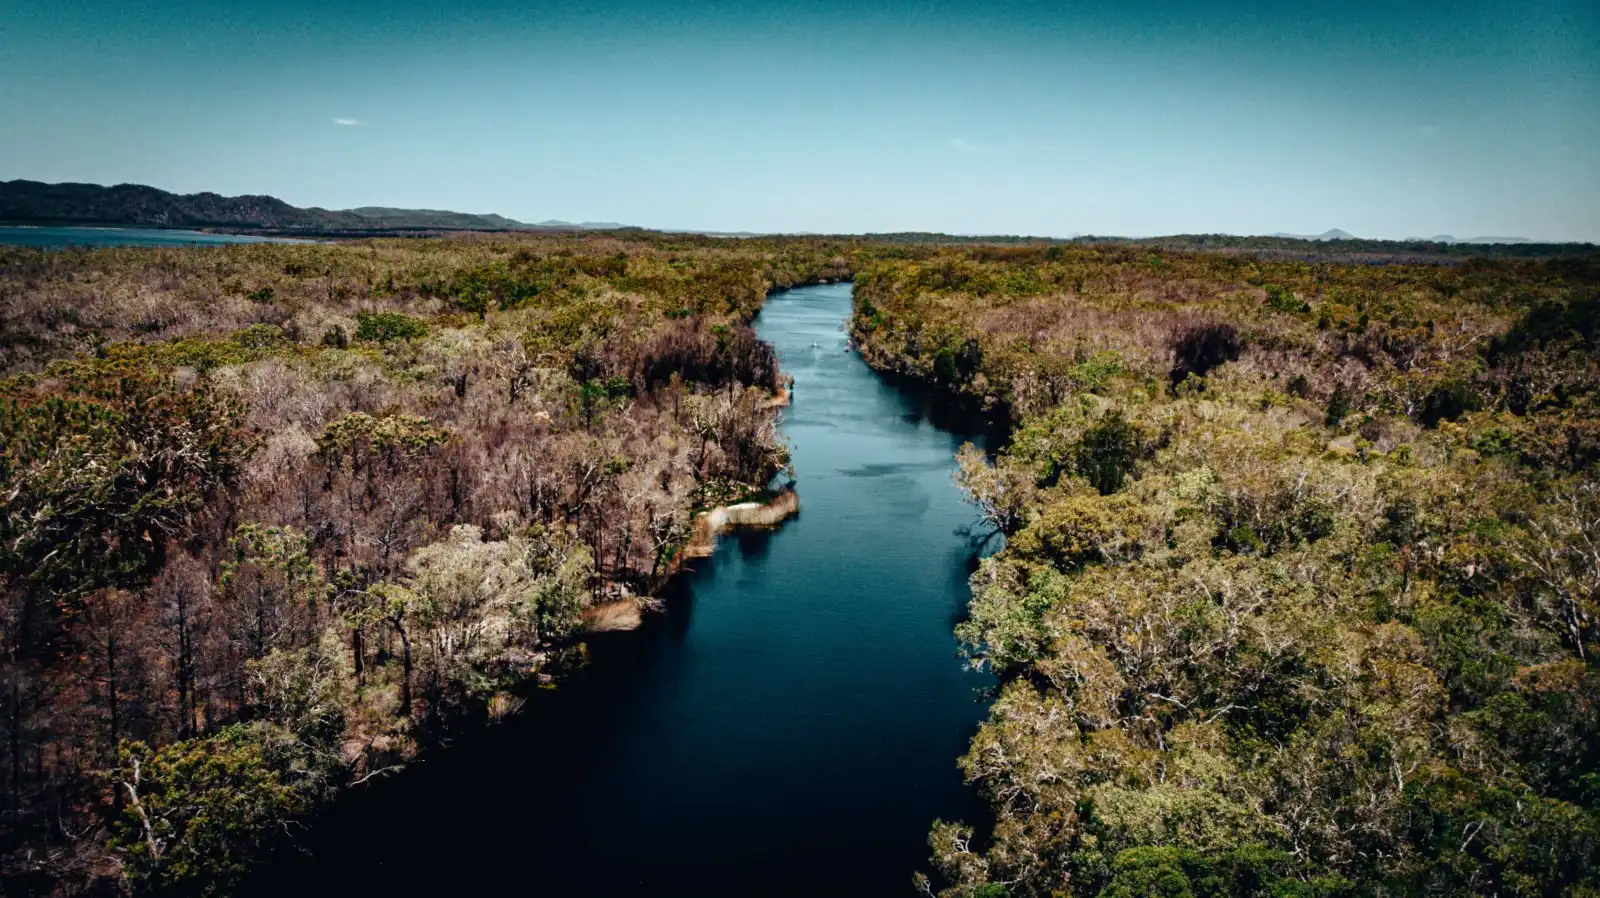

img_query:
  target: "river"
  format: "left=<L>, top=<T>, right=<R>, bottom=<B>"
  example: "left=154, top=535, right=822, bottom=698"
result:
left=255, top=282, right=997, bottom=895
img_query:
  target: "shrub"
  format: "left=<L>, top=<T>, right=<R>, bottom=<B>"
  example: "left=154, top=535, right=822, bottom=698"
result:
left=354, top=311, right=428, bottom=344
left=1074, top=411, right=1148, bottom=494
left=320, top=324, right=349, bottom=349
left=1326, top=381, right=1355, bottom=426
left=1, top=376, right=252, bottom=597
left=111, top=725, right=312, bottom=897
left=1419, top=379, right=1483, bottom=427
left=1071, top=351, right=1124, bottom=392
left=1489, top=293, right=1600, bottom=361
left=1170, top=323, right=1241, bottom=386
left=1264, top=284, right=1310, bottom=314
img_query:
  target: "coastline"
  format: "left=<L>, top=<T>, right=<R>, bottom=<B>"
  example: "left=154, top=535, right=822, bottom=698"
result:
left=0, top=224, right=316, bottom=245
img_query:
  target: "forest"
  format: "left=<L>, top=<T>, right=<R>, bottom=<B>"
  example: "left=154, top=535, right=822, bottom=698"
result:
left=0, top=233, right=851, bottom=893
left=4, top=230, right=1599, bottom=897
left=850, top=246, right=1600, bottom=896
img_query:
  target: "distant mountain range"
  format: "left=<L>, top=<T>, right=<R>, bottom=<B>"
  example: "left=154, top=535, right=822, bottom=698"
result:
left=343, top=206, right=533, bottom=231
left=0, top=180, right=1557, bottom=246
left=1265, top=228, right=1534, bottom=244
left=534, top=218, right=630, bottom=230
left=1266, top=229, right=1359, bottom=241
left=1413, top=234, right=1535, bottom=245
left=0, top=180, right=632, bottom=233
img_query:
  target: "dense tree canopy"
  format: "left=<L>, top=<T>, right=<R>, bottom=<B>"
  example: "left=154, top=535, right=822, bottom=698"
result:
left=852, top=246, right=1600, bottom=897
left=4, top=231, right=1598, bottom=895
left=0, top=233, right=851, bottom=893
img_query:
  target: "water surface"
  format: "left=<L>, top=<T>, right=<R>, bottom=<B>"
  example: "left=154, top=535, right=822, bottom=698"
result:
left=262, top=282, right=996, bottom=895
left=0, top=226, right=305, bottom=248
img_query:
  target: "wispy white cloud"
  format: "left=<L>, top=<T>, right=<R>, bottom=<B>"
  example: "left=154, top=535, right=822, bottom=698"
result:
left=1416, top=124, right=1439, bottom=138
left=949, top=137, right=986, bottom=154
left=333, top=117, right=364, bottom=126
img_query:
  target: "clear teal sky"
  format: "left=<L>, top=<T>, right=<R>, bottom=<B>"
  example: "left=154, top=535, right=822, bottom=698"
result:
left=2, top=0, right=1596, bottom=239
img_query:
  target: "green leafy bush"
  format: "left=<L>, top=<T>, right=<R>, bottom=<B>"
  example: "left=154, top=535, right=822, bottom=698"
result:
left=354, top=310, right=428, bottom=343
left=111, top=725, right=312, bottom=897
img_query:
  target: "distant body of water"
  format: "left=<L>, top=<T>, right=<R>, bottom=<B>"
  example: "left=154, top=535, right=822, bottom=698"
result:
left=0, top=226, right=307, bottom=248
left=252, top=281, right=1001, bottom=897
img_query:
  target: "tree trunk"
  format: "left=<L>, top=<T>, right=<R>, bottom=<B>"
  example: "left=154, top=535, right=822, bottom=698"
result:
left=8, top=657, right=21, bottom=822
left=176, top=587, right=193, bottom=737
left=106, top=634, right=119, bottom=753
left=107, top=633, right=122, bottom=814
left=352, top=626, right=365, bottom=687
left=393, top=616, right=413, bottom=717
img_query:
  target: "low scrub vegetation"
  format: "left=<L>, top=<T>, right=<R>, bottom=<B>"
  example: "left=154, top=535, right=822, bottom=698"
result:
left=6, top=231, right=1598, bottom=896
left=0, top=232, right=851, bottom=893
left=850, top=245, right=1600, bottom=896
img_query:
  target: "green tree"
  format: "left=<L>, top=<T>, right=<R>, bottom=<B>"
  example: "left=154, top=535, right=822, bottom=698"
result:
left=1074, top=410, right=1147, bottom=494
left=353, top=310, right=428, bottom=343
left=111, top=725, right=309, bottom=897
left=220, top=525, right=322, bottom=665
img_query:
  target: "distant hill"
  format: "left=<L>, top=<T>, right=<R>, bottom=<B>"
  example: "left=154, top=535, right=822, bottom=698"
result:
left=0, top=180, right=769, bottom=237
left=1263, top=228, right=1537, bottom=245
left=1416, top=234, right=1535, bottom=245
left=0, top=180, right=602, bottom=233
left=1266, top=228, right=1357, bottom=241
left=345, top=206, right=531, bottom=230
left=0, top=180, right=355, bottom=230
left=1103, top=233, right=1589, bottom=260
left=534, top=218, right=631, bottom=230
left=1, top=180, right=1574, bottom=251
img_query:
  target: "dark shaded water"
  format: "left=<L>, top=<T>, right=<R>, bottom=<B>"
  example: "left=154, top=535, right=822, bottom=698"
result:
left=259, top=283, right=997, bottom=896
left=0, top=226, right=305, bottom=248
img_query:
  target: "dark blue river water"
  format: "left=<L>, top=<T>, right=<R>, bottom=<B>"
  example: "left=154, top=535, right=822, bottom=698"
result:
left=259, top=282, right=996, bottom=896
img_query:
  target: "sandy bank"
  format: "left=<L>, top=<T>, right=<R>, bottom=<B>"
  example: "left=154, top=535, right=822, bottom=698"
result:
left=581, top=489, right=798, bottom=632
left=761, top=376, right=794, bottom=410
left=683, top=488, right=800, bottom=559
left=583, top=598, right=647, bottom=632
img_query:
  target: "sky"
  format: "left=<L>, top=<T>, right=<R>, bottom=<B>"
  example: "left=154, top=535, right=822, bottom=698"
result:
left=1, top=0, right=1596, bottom=240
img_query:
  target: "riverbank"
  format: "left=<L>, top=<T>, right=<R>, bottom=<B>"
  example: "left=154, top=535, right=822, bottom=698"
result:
left=683, top=488, right=801, bottom=560
left=241, top=279, right=998, bottom=898
left=583, top=488, right=801, bottom=632
left=0, top=236, right=857, bottom=895
left=848, top=248, right=1600, bottom=897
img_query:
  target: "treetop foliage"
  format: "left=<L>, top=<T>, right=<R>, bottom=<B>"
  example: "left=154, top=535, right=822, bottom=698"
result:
left=854, top=245, right=1600, bottom=897
left=0, top=232, right=844, bottom=893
